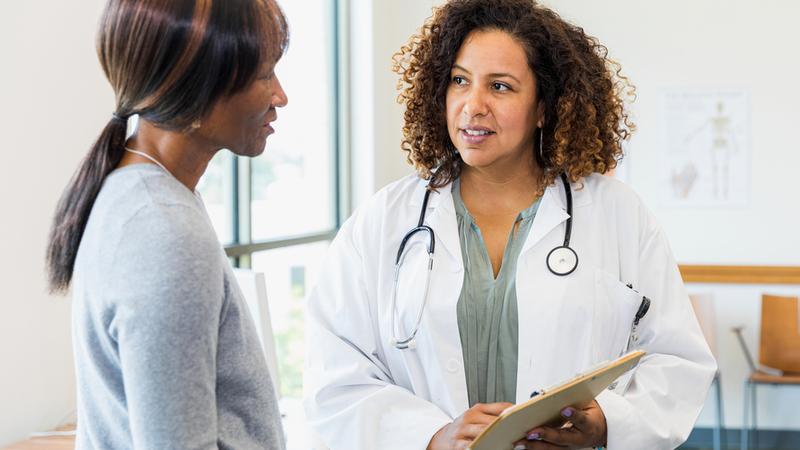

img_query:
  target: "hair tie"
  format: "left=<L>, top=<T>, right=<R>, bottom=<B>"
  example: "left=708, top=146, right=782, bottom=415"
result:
left=111, top=112, right=128, bottom=123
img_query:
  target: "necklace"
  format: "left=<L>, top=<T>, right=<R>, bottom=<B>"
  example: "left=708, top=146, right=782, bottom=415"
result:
left=124, top=147, right=169, bottom=174
left=124, top=147, right=202, bottom=198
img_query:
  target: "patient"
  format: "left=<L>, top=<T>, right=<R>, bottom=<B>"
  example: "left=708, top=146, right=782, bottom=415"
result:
left=45, top=0, right=289, bottom=448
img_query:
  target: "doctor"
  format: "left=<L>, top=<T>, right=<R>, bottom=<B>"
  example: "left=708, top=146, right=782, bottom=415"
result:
left=304, top=0, right=716, bottom=449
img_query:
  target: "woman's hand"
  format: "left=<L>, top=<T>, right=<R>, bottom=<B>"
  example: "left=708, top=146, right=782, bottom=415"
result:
left=427, top=402, right=514, bottom=450
left=512, top=400, right=607, bottom=450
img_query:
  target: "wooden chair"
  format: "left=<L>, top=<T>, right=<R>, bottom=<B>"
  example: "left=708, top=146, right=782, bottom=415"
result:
left=690, top=293, right=725, bottom=450
left=732, top=294, right=800, bottom=450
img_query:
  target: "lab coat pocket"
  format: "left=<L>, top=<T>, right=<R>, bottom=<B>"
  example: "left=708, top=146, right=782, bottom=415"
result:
left=590, top=269, right=642, bottom=363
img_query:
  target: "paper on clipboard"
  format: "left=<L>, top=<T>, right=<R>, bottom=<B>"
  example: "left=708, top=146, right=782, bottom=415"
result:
left=468, top=350, right=645, bottom=450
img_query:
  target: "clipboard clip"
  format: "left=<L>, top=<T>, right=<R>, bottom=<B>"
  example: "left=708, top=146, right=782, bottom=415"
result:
left=634, top=294, right=651, bottom=326
left=625, top=284, right=651, bottom=352
left=529, top=389, right=546, bottom=399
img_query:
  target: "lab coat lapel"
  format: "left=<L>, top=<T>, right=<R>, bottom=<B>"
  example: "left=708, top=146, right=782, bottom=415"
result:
left=406, top=179, right=469, bottom=414
left=515, top=181, right=570, bottom=402
left=515, top=178, right=595, bottom=402
left=521, top=183, right=570, bottom=255
left=409, top=181, right=463, bottom=269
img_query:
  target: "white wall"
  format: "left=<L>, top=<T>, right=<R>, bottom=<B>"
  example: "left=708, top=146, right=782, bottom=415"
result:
left=0, top=0, right=109, bottom=445
left=363, top=0, right=800, bottom=431
left=540, top=0, right=800, bottom=266
left=350, top=0, right=435, bottom=205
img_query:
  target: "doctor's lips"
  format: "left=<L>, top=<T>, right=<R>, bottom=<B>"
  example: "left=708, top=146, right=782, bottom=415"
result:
left=459, top=125, right=495, bottom=144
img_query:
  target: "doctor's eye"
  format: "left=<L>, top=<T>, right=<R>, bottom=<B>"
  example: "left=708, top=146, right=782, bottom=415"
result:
left=451, top=75, right=467, bottom=86
left=491, top=82, right=511, bottom=92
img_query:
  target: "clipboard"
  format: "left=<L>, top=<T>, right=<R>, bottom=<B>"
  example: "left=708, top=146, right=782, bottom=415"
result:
left=468, top=350, right=645, bottom=450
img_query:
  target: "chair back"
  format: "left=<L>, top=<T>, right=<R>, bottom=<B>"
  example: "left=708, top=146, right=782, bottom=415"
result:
left=689, top=293, right=718, bottom=357
left=760, top=294, right=800, bottom=373
left=233, top=268, right=282, bottom=397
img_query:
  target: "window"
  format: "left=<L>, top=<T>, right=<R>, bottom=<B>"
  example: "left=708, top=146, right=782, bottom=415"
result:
left=197, top=152, right=236, bottom=245
left=197, top=0, right=345, bottom=404
left=251, top=241, right=330, bottom=398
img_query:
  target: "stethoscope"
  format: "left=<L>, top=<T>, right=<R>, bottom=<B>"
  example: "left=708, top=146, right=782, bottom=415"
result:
left=388, top=173, right=578, bottom=350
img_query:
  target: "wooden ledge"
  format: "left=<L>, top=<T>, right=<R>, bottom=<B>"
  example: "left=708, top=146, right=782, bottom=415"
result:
left=679, top=265, right=800, bottom=285
left=3, top=424, right=75, bottom=450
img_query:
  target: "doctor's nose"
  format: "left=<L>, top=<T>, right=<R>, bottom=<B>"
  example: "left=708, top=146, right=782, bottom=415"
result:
left=462, top=88, right=489, bottom=117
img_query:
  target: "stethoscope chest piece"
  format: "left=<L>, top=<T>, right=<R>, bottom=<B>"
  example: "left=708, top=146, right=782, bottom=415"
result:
left=547, top=245, right=578, bottom=276
left=545, top=173, right=578, bottom=277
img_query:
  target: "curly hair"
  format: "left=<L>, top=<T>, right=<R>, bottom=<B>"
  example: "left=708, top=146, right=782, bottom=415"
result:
left=392, top=0, right=636, bottom=192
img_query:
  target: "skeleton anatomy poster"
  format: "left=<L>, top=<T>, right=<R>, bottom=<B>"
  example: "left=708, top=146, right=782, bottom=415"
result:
left=659, top=89, right=750, bottom=207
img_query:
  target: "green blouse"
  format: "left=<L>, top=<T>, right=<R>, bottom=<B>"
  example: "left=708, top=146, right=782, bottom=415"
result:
left=452, top=178, right=541, bottom=405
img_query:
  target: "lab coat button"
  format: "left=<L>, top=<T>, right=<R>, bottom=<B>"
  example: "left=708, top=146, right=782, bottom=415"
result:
left=446, top=358, right=460, bottom=373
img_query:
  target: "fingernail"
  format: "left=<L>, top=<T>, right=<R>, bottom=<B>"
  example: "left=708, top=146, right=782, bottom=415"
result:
left=527, top=432, right=540, bottom=440
left=514, top=445, right=526, bottom=450
left=561, top=407, right=573, bottom=418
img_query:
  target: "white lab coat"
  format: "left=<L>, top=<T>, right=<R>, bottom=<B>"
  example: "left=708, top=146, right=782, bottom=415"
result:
left=304, top=173, right=716, bottom=450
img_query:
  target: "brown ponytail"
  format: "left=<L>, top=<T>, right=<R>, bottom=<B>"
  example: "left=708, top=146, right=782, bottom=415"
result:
left=46, top=117, right=127, bottom=292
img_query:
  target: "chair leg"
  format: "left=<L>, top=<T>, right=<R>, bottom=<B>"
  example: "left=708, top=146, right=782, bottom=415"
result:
left=713, top=375, right=722, bottom=450
left=716, top=374, right=725, bottom=450
left=741, top=381, right=749, bottom=450
left=751, top=384, right=758, bottom=450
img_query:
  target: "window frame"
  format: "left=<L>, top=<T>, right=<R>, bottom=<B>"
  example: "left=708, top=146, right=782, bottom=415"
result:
left=222, top=0, right=349, bottom=267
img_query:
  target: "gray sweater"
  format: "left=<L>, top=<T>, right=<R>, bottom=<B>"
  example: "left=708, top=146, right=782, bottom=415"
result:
left=72, top=164, right=284, bottom=450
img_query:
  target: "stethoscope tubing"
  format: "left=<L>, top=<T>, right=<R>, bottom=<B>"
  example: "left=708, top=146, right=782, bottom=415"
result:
left=390, top=174, right=577, bottom=350
left=560, top=173, right=573, bottom=248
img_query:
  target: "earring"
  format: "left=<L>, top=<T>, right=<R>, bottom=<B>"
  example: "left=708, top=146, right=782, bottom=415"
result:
left=538, top=127, right=545, bottom=164
left=191, top=119, right=201, bottom=129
